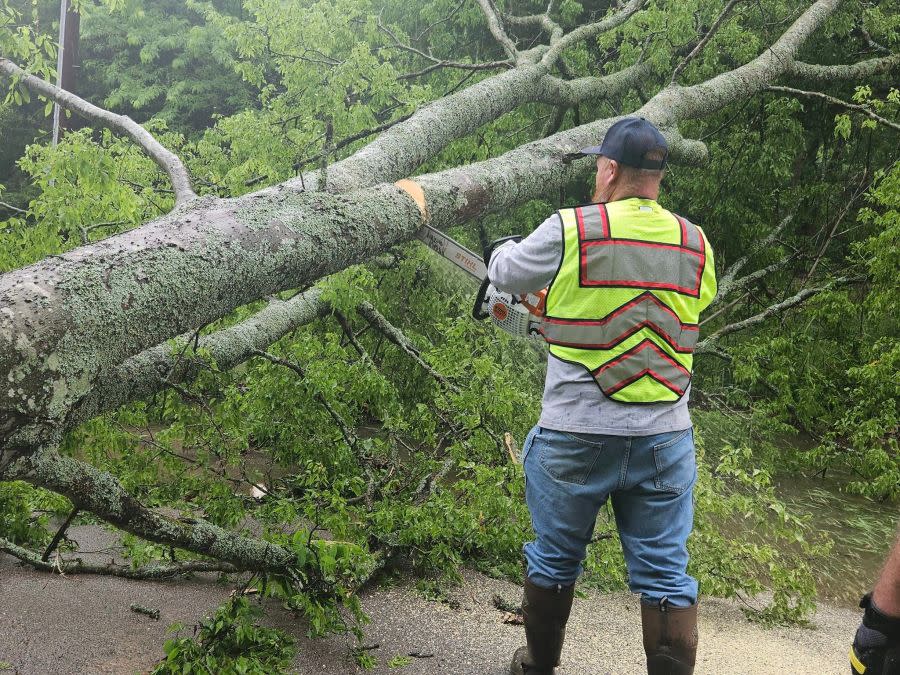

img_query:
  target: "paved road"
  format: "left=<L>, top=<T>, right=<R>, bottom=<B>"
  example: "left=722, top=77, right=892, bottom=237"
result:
left=0, top=526, right=856, bottom=674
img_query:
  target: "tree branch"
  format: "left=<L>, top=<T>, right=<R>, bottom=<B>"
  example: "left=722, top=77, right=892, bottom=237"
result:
left=415, top=0, right=467, bottom=42
left=2, top=536, right=237, bottom=579
left=0, top=199, right=27, bottom=215
left=281, top=63, right=540, bottom=192
left=857, top=26, right=892, bottom=55
left=377, top=18, right=512, bottom=76
left=713, top=255, right=796, bottom=311
left=799, top=175, right=871, bottom=288
left=67, top=287, right=330, bottom=433
left=700, top=291, right=750, bottom=327
left=714, top=214, right=793, bottom=302
left=0, top=58, right=197, bottom=206
left=671, top=0, right=744, bottom=83
left=397, top=58, right=510, bottom=80
left=42, top=506, right=79, bottom=562
left=543, top=105, right=569, bottom=137
left=540, top=0, right=646, bottom=69
left=476, top=0, right=519, bottom=62
left=540, top=61, right=651, bottom=107
left=246, top=111, right=419, bottom=187
left=504, top=10, right=564, bottom=45
left=2, top=447, right=300, bottom=574
left=357, top=301, right=458, bottom=393
left=696, top=277, right=856, bottom=350
left=788, top=54, right=900, bottom=83
left=768, top=85, right=900, bottom=132
left=660, top=0, right=844, bottom=123
left=252, top=349, right=359, bottom=448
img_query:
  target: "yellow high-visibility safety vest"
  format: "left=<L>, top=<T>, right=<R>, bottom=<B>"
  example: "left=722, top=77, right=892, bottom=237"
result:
left=543, top=198, right=717, bottom=404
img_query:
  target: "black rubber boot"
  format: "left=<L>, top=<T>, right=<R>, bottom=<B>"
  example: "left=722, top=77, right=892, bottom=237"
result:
left=851, top=593, right=900, bottom=675
left=640, top=598, right=698, bottom=675
left=509, top=578, right=575, bottom=675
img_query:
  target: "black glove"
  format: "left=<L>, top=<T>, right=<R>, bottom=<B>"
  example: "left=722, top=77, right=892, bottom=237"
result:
left=852, top=593, right=900, bottom=675
left=482, top=235, right=523, bottom=267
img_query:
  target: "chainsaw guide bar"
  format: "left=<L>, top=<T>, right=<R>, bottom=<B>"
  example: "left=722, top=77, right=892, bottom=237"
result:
left=417, top=225, right=487, bottom=281
left=416, top=225, right=545, bottom=341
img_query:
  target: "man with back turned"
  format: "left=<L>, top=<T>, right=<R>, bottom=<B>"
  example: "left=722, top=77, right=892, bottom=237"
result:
left=486, top=118, right=717, bottom=674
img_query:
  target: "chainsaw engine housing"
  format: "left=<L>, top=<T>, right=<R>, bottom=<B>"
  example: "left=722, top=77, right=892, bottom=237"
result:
left=475, top=283, right=543, bottom=339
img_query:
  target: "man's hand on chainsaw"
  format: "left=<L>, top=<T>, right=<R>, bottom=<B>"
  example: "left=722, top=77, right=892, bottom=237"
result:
left=473, top=283, right=547, bottom=340
left=483, top=235, right=523, bottom=267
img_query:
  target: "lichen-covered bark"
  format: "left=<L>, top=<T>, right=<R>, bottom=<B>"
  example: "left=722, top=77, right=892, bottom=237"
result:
left=538, top=62, right=651, bottom=108
left=790, top=54, right=900, bottom=83
left=67, top=287, right=329, bottom=431
left=1, top=187, right=421, bottom=451
left=3, top=447, right=298, bottom=572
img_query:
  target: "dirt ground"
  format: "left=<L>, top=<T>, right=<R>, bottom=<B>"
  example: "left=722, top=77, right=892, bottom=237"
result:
left=0, top=526, right=856, bottom=674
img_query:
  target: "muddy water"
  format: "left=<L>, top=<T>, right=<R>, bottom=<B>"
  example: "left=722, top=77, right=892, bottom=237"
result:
left=774, top=472, right=898, bottom=608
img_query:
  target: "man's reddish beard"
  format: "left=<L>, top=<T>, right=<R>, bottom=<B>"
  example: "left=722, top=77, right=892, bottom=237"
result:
left=591, top=184, right=604, bottom=203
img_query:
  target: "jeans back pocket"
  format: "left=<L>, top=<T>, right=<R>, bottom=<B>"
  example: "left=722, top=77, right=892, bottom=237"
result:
left=537, top=429, right=606, bottom=485
left=652, top=428, right=695, bottom=494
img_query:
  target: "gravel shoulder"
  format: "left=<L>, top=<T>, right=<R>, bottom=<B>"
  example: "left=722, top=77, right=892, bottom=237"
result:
left=0, top=526, right=855, bottom=674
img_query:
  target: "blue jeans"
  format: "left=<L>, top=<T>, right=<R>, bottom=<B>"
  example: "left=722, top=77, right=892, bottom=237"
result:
left=521, top=425, right=698, bottom=607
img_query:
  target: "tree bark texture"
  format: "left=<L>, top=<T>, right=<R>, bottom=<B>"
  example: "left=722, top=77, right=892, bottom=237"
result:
left=3, top=447, right=298, bottom=572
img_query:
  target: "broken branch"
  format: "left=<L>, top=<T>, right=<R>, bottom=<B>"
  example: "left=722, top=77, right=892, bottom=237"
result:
left=0, top=58, right=196, bottom=205
left=1, top=536, right=238, bottom=579
left=768, top=85, right=900, bottom=132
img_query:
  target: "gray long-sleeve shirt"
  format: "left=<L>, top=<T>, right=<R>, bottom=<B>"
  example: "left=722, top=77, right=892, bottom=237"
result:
left=487, top=210, right=692, bottom=436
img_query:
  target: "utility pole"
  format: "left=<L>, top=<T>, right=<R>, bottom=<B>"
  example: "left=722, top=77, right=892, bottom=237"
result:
left=51, top=0, right=80, bottom=146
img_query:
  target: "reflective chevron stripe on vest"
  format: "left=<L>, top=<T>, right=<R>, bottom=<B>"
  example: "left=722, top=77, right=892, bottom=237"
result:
left=542, top=292, right=699, bottom=352
left=593, top=339, right=692, bottom=397
left=545, top=199, right=713, bottom=404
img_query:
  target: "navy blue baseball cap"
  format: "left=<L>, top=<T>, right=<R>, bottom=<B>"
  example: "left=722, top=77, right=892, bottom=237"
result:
left=567, top=117, right=668, bottom=170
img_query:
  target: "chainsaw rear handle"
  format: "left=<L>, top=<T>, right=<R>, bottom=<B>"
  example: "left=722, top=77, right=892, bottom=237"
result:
left=475, top=234, right=523, bottom=320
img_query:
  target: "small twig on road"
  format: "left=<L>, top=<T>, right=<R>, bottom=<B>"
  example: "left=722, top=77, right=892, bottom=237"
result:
left=130, top=604, right=161, bottom=621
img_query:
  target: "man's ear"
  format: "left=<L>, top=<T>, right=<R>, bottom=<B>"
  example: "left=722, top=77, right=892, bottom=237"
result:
left=607, top=159, right=620, bottom=181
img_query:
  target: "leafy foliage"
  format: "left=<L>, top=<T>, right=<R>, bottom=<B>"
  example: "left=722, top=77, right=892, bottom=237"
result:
left=152, top=597, right=296, bottom=675
left=0, top=481, right=67, bottom=547
left=724, top=163, right=900, bottom=500
left=78, top=0, right=256, bottom=132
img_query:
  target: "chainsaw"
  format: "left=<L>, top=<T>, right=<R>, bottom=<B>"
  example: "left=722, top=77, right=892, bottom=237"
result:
left=416, top=225, right=545, bottom=340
